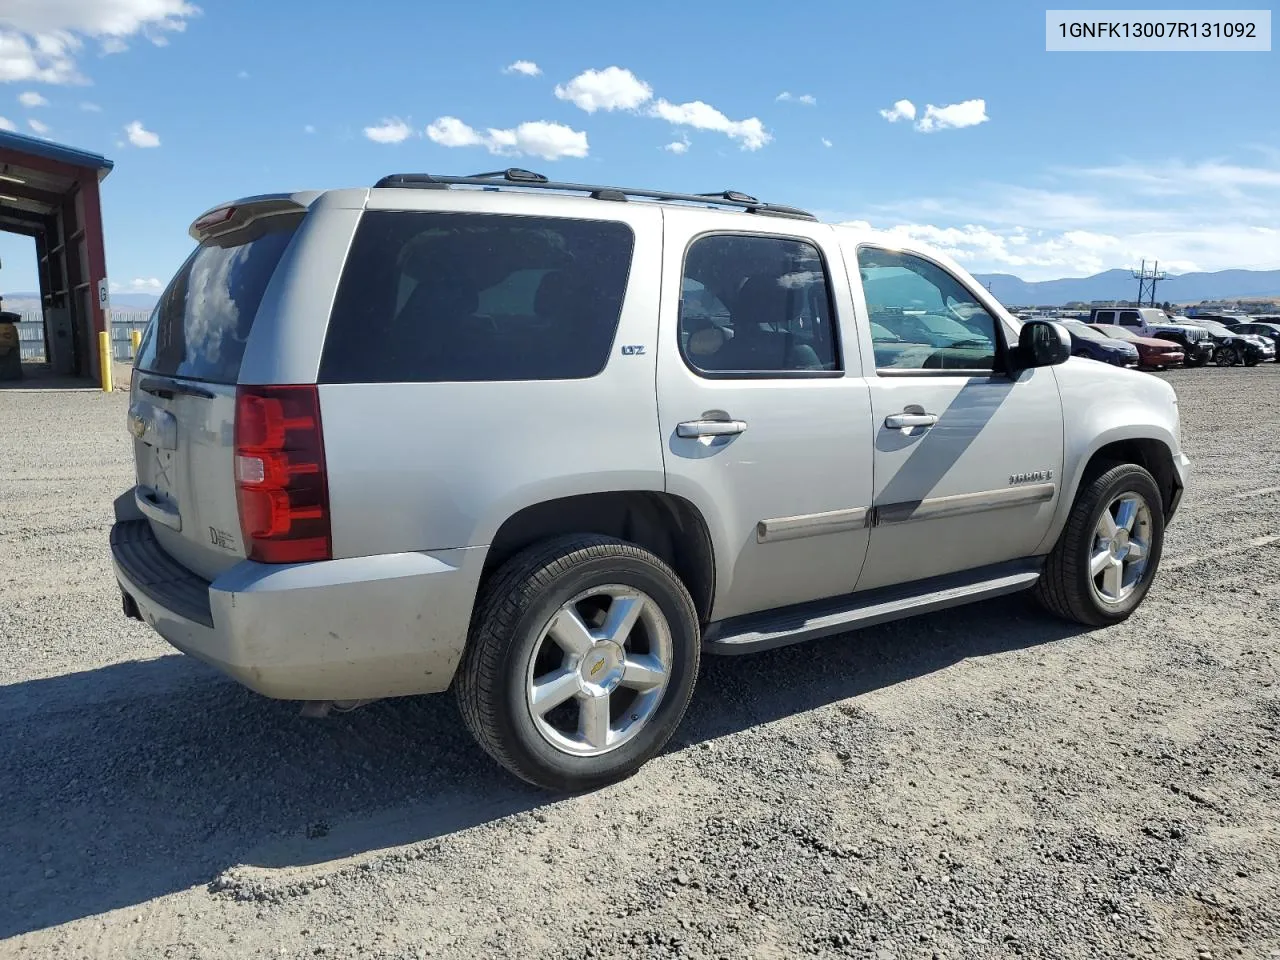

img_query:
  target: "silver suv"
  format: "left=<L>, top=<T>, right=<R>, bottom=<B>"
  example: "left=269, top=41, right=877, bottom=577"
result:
left=112, top=169, right=1190, bottom=791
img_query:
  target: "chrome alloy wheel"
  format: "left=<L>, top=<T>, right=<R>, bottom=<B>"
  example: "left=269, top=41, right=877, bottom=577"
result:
left=524, top=585, right=673, bottom=757
left=1089, top=493, right=1154, bottom=605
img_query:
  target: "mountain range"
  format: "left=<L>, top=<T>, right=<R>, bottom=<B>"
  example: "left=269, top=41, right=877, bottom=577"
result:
left=5, top=267, right=1280, bottom=315
left=973, top=268, right=1280, bottom=307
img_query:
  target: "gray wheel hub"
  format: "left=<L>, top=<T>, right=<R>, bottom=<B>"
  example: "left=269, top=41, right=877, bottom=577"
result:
left=524, top=585, right=673, bottom=758
left=1089, top=492, right=1153, bottom=606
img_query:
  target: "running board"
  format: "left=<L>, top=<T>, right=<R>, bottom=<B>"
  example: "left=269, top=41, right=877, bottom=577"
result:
left=702, top=559, right=1044, bottom=655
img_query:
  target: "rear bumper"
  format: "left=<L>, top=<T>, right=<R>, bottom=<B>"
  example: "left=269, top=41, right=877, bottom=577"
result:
left=111, top=517, right=485, bottom=701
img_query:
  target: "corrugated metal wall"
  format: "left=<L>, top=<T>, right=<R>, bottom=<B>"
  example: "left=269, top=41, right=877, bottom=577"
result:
left=11, top=311, right=151, bottom=363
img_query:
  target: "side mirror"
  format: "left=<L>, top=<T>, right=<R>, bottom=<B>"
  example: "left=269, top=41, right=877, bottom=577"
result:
left=1011, top=320, right=1071, bottom=374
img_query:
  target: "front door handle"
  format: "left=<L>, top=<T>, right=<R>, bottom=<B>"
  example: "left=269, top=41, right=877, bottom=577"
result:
left=884, top=412, right=938, bottom=431
left=677, top=419, right=748, bottom=439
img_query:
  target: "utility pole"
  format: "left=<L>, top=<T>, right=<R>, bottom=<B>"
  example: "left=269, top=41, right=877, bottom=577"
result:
left=1132, top=259, right=1165, bottom=307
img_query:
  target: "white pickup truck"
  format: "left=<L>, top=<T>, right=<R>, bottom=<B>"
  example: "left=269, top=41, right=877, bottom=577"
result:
left=1088, top=307, right=1214, bottom=366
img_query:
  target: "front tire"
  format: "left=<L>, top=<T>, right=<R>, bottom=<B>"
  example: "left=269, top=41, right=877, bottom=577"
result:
left=1035, top=463, right=1165, bottom=627
left=455, top=534, right=701, bottom=792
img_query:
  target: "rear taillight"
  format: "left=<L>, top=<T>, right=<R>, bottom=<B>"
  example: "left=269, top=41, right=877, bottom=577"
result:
left=234, top=385, right=331, bottom=563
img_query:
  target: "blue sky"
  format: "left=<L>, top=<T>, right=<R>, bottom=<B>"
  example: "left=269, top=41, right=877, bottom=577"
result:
left=1, top=0, right=1278, bottom=297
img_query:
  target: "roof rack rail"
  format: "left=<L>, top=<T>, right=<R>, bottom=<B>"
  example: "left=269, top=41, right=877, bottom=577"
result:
left=372, top=168, right=816, bottom=221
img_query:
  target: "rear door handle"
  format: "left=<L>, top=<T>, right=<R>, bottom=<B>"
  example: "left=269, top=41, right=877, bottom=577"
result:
left=135, top=485, right=183, bottom=531
left=677, top=419, right=748, bottom=439
left=884, top=412, right=938, bottom=430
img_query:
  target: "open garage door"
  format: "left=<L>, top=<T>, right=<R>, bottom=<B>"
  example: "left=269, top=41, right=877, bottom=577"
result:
left=0, top=130, right=113, bottom=382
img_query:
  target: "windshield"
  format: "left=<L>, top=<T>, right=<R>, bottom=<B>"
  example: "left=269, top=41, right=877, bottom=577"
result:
left=1093, top=325, right=1135, bottom=340
left=1062, top=321, right=1112, bottom=342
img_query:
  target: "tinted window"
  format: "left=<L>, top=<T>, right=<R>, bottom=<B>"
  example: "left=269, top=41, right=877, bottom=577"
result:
left=679, top=234, right=839, bottom=376
left=320, top=212, right=633, bottom=383
left=1062, top=321, right=1110, bottom=341
left=1118, top=311, right=1141, bottom=326
left=857, top=247, right=999, bottom=372
left=1094, top=325, right=1133, bottom=340
left=1093, top=310, right=1115, bottom=324
left=136, top=214, right=301, bottom=383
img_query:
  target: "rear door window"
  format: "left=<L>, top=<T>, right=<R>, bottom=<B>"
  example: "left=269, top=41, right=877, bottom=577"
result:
left=319, top=212, right=635, bottom=383
left=136, top=214, right=301, bottom=383
left=1118, top=311, right=1141, bottom=326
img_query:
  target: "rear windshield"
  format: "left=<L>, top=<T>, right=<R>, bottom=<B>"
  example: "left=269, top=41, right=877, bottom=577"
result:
left=318, top=211, right=634, bottom=383
left=135, top=214, right=301, bottom=383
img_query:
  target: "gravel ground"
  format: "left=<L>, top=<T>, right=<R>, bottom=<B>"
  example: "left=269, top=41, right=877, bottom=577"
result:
left=1, top=365, right=1278, bottom=960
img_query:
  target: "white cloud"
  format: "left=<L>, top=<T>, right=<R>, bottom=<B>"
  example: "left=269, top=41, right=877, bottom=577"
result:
left=0, top=1, right=198, bottom=83
left=0, top=116, right=15, bottom=131
left=426, top=115, right=588, bottom=160
left=555, top=66, right=652, bottom=113
left=236, top=69, right=249, bottom=79
left=18, top=90, right=48, bottom=107
left=100, top=37, right=127, bottom=54
left=5, top=1, right=199, bottom=36
left=834, top=152, right=1280, bottom=279
left=303, top=123, right=315, bottom=134
left=124, top=119, right=159, bottom=147
left=79, top=100, right=100, bottom=111
left=663, top=135, right=690, bottom=155
left=0, top=31, right=83, bottom=84
left=363, top=118, right=413, bottom=144
left=822, top=137, right=833, bottom=148
left=776, top=91, right=816, bottom=105
left=27, top=117, right=49, bottom=135
left=110, top=277, right=162, bottom=294
left=915, top=98, right=988, bottom=133
left=503, top=59, right=541, bottom=76
left=650, top=98, right=771, bottom=151
left=424, top=116, right=482, bottom=148
left=879, top=99, right=916, bottom=123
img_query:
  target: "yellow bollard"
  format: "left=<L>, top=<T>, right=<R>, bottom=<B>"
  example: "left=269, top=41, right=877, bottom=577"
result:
left=130, top=328, right=142, bottom=358
left=98, top=330, right=113, bottom=393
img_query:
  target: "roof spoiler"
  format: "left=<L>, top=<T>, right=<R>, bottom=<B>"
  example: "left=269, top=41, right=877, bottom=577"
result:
left=188, top=195, right=309, bottom=243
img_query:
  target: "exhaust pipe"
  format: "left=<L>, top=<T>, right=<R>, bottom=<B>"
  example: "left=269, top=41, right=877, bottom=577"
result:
left=298, top=699, right=379, bottom=718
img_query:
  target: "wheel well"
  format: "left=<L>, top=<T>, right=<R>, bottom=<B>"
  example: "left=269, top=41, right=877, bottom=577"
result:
left=1080, top=439, right=1178, bottom=517
left=482, top=492, right=716, bottom=623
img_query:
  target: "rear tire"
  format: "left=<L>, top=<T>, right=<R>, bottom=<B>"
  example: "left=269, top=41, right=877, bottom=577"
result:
left=1215, top=346, right=1238, bottom=366
left=1035, top=463, right=1165, bottom=628
left=455, top=534, right=701, bottom=792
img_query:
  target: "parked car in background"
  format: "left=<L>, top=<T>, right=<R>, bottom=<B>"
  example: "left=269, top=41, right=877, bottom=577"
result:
left=1232, top=321, right=1280, bottom=352
left=1187, top=312, right=1250, bottom=327
left=1058, top=319, right=1139, bottom=367
left=1089, top=324, right=1185, bottom=369
left=1194, top=319, right=1275, bottom=366
left=1088, top=307, right=1214, bottom=366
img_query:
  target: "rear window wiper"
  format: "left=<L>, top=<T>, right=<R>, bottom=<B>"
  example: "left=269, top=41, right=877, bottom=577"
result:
left=138, top=375, right=216, bottom=400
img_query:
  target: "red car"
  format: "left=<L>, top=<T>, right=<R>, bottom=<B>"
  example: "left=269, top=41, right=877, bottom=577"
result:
left=1088, top=324, right=1185, bottom=369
